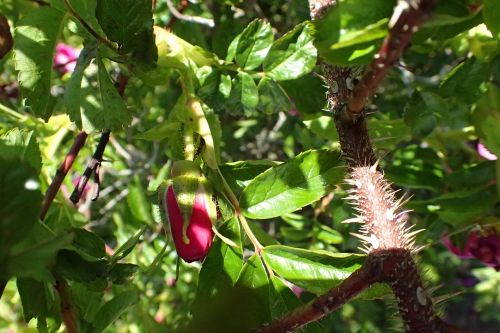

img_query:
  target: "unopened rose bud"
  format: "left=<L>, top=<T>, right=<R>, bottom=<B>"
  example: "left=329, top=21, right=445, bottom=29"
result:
left=161, top=161, right=216, bottom=262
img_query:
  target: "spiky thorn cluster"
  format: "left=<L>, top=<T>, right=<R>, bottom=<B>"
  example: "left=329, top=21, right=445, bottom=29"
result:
left=346, top=163, right=444, bottom=332
left=345, top=163, right=422, bottom=253
left=257, top=1, right=471, bottom=332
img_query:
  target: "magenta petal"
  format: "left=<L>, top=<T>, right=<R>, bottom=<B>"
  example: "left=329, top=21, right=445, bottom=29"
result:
left=442, top=235, right=474, bottom=259
left=477, top=143, right=497, bottom=160
left=166, top=186, right=214, bottom=263
left=54, top=43, right=80, bottom=74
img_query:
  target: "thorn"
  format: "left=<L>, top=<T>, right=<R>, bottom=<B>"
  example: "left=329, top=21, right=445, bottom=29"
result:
left=370, top=160, right=380, bottom=173
left=350, top=232, right=372, bottom=244
left=342, top=217, right=364, bottom=224
left=404, top=229, right=425, bottom=239
left=433, top=291, right=463, bottom=305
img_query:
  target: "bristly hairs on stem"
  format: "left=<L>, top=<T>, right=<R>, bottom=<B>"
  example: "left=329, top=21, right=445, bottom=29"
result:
left=345, top=163, right=422, bottom=253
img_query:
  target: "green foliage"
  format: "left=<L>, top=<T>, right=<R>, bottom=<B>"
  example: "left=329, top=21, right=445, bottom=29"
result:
left=313, top=0, right=395, bottom=65
left=13, top=7, right=65, bottom=120
left=240, top=149, right=345, bottom=219
left=1, top=0, right=499, bottom=332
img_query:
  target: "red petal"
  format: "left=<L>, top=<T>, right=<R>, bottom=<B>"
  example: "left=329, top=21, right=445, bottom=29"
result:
left=166, top=186, right=214, bottom=262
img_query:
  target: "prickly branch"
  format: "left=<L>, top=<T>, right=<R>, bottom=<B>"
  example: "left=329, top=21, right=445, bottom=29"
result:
left=258, top=1, right=471, bottom=332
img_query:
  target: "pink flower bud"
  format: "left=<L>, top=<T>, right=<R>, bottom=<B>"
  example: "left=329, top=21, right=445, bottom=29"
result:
left=165, top=185, right=214, bottom=262
left=54, top=43, right=80, bottom=74
left=162, top=161, right=216, bottom=262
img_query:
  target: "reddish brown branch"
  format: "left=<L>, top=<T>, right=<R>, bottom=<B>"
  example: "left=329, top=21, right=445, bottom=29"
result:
left=165, top=0, right=190, bottom=29
left=348, top=0, right=436, bottom=113
left=377, top=249, right=439, bottom=332
left=0, top=280, right=6, bottom=300
left=258, top=257, right=379, bottom=333
left=70, top=131, right=109, bottom=204
left=0, top=15, right=14, bottom=60
left=55, top=279, right=78, bottom=333
left=40, top=132, right=88, bottom=220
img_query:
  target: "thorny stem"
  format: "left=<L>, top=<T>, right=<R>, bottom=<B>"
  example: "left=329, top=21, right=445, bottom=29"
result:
left=63, top=0, right=117, bottom=52
left=40, top=131, right=88, bottom=220
left=258, top=258, right=378, bottom=333
left=258, top=1, right=471, bottom=333
left=347, top=0, right=437, bottom=114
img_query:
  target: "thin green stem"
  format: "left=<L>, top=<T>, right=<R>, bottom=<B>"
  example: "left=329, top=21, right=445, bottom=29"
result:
left=0, top=103, right=26, bottom=120
left=63, top=0, right=117, bottom=52
left=216, top=167, right=263, bottom=253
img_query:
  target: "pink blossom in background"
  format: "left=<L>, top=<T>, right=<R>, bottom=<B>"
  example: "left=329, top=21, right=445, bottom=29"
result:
left=289, top=107, right=299, bottom=117
left=54, top=43, right=80, bottom=74
left=443, top=231, right=500, bottom=270
left=477, top=142, right=497, bottom=160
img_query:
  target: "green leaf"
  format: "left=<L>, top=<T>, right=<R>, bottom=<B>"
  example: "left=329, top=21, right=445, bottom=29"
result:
left=0, top=128, right=42, bottom=172
left=269, top=276, right=301, bottom=318
left=404, top=91, right=449, bottom=138
left=262, top=245, right=364, bottom=295
left=368, top=117, right=411, bottom=149
left=70, top=228, right=106, bottom=262
left=17, top=278, right=53, bottom=321
left=95, top=0, right=153, bottom=53
left=127, top=175, right=153, bottom=224
left=263, top=22, right=316, bottom=81
left=414, top=3, right=484, bottom=42
left=108, top=263, right=139, bottom=284
left=0, top=158, right=42, bottom=261
left=280, top=75, right=327, bottom=117
left=94, top=54, right=131, bottom=130
left=7, top=233, right=74, bottom=280
left=70, top=281, right=104, bottom=323
left=314, top=223, right=343, bottom=245
left=385, top=145, right=444, bottom=191
left=94, top=289, right=139, bottom=332
left=234, top=254, right=271, bottom=326
left=484, top=0, right=500, bottom=39
left=188, top=253, right=267, bottom=332
left=240, top=149, right=345, bottom=219
left=445, top=162, right=496, bottom=190
left=110, top=225, right=147, bottom=264
left=219, top=73, right=232, bottom=98
left=65, top=47, right=131, bottom=132
left=65, top=44, right=95, bottom=127
left=257, top=77, right=291, bottom=114
left=238, top=71, right=259, bottom=110
left=13, top=7, right=65, bottom=120
left=219, top=160, right=277, bottom=198
left=193, top=217, right=243, bottom=312
left=231, top=19, right=273, bottom=70
left=313, top=0, right=395, bottom=65
left=408, top=185, right=498, bottom=226
left=53, top=250, right=107, bottom=289
left=472, top=84, right=500, bottom=156
left=440, top=58, right=490, bottom=104
left=68, top=0, right=101, bottom=32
